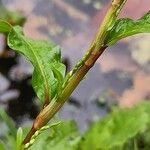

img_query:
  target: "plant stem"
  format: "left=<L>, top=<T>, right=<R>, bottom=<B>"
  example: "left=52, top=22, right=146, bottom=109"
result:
left=23, top=46, right=107, bottom=145
left=23, top=0, right=127, bottom=145
left=63, top=0, right=127, bottom=87
left=94, top=0, right=127, bottom=50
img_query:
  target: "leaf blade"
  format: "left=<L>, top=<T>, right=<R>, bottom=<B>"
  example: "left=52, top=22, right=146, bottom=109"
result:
left=29, top=121, right=80, bottom=150
left=106, top=11, right=150, bottom=45
left=8, top=26, right=66, bottom=102
left=0, top=108, right=17, bottom=137
left=0, top=19, right=12, bottom=33
left=16, top=128, right=23, bottom=150
left=79, top=101, right=150, bottom=150
left=0, top=5, right=25, bottom=26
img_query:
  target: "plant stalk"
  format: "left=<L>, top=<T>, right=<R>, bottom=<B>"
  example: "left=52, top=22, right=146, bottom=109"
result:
left=23, top=46, right=107, bottom=145
left=63, top=0, right=127, bottom=87
left=23, top=0, right=127, bottom=145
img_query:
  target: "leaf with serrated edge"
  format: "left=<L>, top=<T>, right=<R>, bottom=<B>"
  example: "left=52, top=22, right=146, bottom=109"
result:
left=106, top=11, right=150, bottom=45
left=8, top=26, right=66, bottom=102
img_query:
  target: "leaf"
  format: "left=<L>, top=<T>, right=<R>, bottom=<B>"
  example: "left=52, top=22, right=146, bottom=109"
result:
left=29, top=121, right=80, bottom=150
left=0, top=108, right=17, bottom=137
left=8, top=26, right=66, bottom=102
left=106, top=11, right=150, bottom=45
left=24, top=121, right=61, bottom=149
left=79, top=101, right=150, bottom=150
left=0, top=19, right=12, bottom=33
left=0, top=5, right=25, bottom=26
left=16, top=128, right=23, bottom=150
left=41, top=121, right=80, bottom=150
left=0, top=140, right=5, bottom=150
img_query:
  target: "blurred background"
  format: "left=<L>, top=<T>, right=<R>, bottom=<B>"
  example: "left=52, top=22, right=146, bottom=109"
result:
left=0, top=0, right=150, bottom=131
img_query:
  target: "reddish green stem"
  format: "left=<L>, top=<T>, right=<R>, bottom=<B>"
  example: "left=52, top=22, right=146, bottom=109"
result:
left=23, top=0, right=127, bottom=145
left=23, top=46, right=107, bottom=144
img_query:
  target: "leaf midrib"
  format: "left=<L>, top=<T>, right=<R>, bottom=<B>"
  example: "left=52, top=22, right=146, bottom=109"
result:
left=18, top=33, right=50, bottom=100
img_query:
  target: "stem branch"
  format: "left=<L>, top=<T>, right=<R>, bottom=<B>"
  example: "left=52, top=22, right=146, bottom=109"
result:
left=23, top=0, right=127, bottom=145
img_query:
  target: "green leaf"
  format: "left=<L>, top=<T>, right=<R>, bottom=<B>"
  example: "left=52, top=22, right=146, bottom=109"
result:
left=79, top=101, right=150, bottom=150
left=0, top=140, right=5, bottom=150
left=106, top=11, right=150, bottom=45
left=8, top=26, right=66, bottom=102
left=16, top=128, right=23, bottom=150
left=28, top=121, right=80, bottom=150
left=24, top=121, right=61, bottom=149
left=0, top=109, right=17, bottom=137
left=0, top=6, right=25, bottom=26
left=0, top=19, right=12, bottom=33
left=46, top=121, right=80, bottom=150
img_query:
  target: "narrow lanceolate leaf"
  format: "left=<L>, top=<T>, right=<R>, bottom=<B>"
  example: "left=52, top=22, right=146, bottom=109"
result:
left=106, top=11, right=150, bottom=45
left=8, top=26, right=66, bottom=102
left=16, top=128, right=23, bottom=150
left=0, top=19, right=12, bottom=33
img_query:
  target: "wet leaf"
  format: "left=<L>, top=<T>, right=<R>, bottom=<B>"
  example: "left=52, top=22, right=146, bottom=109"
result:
left=8, top=26, right=66, bottom=102
left=106, top=11, right=150, bottom=45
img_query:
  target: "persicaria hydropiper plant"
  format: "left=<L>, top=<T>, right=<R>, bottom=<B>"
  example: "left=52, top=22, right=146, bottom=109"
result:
left=0, top=0, right=150, bottom=149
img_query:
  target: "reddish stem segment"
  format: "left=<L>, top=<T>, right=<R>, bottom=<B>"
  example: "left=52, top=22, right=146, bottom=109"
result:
left=23, top=0, right=127, bottom=145
left=23, top=46, right=107, bottom=144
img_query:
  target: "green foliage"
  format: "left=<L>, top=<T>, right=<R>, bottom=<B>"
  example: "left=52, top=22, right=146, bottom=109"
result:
left=106, top=11, right=150, bottom=45
left=16, top=128, right=23, bottom=150
left=0, top=102, right=150, bottom=150
left=0, top=108, right=17, bottom=137
left=0, top=141, right=5, bottom=150
left=0, top=4, right=150, bottom=150
left=8, top=26, right=66, bottom=102
left=0, top=19, right=12, bottom=33
left=0, top=109, right=68, bottom=150
left=0, top=109, right=17, bottom=150
left=1, top=101, right=150, bottom=150
left=28, top=121, right=80, bottom=150
left=79, top=101, right=150, bottom=150
left=0, top=5, right=25, bottom=26
left=24, top=122, right=61, bottom=149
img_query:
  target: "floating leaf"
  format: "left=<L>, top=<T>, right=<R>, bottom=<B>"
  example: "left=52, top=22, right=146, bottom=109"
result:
left=0, top=19, right=12, bottom=33
left=8, top=26, right=66, bottom=102
left=106, top=11, right=150, bottom=45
